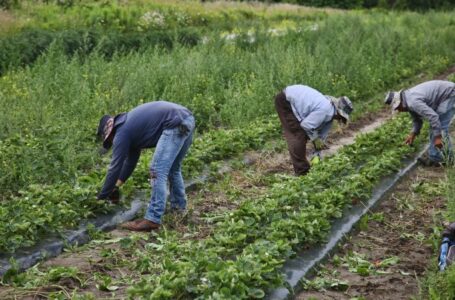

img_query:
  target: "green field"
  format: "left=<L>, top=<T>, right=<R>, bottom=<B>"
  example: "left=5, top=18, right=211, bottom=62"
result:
left=1, top=1, right=455, bottom=299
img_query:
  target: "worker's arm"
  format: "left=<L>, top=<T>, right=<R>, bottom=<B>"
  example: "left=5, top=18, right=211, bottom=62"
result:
left=408, top=111, right=422, bottom=136
left=300, top=110, right=328, bottom=141
left=118, top=148, right=141, bottom=184
left=311, top=120, right=333, bottom=156
left=318, top=120, right=333, bottom=141
left=409, top=100, right=441, bottom=137
left=97, top=135, right=130, bottom=199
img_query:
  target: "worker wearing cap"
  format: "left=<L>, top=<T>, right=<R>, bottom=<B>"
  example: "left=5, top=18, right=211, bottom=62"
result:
left=384, top=80, right=455, bottom=166
left=275, top=84, right=353, bottom=176
left=96, top=101, right=195, bottom=231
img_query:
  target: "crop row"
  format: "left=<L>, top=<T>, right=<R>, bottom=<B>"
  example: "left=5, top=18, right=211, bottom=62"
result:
left=121, top=115, right=424, bottom=299
left=0, top=118, right=280, bottom=253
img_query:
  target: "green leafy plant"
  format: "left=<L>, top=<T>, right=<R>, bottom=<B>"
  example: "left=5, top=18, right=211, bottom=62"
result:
left=122, top=116, right=426, bottom=299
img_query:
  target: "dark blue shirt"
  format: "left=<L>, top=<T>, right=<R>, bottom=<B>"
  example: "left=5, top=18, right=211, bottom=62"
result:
left=98, top=101, right=192, bottom=199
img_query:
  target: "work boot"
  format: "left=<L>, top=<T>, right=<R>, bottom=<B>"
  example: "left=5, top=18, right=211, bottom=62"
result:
left=120, top=219, right=160, bottom=232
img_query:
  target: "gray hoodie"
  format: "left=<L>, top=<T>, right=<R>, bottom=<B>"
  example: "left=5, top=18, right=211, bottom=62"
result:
left=402, top=80, right=455, bottom=137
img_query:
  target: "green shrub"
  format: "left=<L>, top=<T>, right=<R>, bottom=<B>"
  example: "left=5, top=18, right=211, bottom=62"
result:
left=0, top=29, right=53, bottom=73
left=0, top=27, right=201, bottom=74
left=0, top=0, right=18, bottom=9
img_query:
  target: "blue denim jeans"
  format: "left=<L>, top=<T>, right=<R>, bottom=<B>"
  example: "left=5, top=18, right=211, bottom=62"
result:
left=144, top=115, right=195, bottom=224
left=429, top=97, right=455, bottom=162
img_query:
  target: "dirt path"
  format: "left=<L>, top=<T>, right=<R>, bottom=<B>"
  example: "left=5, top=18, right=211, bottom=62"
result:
left=296, top=164, right=447, bottom=300
left=322, top=113, right=389, bottom=156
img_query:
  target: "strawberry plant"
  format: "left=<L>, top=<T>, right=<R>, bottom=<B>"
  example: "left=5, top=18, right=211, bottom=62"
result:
left=122, top=115, right=427, bottom=299
left=0, top=117, right=280, bottom=253
left=0, top=114, right=433, bottom=298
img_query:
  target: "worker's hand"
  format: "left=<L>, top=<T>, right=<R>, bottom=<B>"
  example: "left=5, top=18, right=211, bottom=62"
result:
left=313, top=138, right=328, bottom=151
left=434, top=135, right=444, bottom=149
left=404, top=133, right=416, bottom=145
left=310, top=155, right=321, bottom=166
left=108, top=186, right=121, bottom=204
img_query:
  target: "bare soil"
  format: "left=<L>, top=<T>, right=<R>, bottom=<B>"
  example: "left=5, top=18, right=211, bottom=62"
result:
left=435, top=65, right=455, bottom=80
left=296, top=157, right=448, bottom=300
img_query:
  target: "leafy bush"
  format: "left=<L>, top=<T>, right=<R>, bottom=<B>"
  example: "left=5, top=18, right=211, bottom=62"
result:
left=0, top=0, right=18, bottom=9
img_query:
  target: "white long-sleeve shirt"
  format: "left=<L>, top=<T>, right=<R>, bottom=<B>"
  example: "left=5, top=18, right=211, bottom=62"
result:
left=284, top=85, right=336, bottom=141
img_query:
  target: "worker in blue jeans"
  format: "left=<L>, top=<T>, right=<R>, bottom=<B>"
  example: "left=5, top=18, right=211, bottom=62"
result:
left=385, top=80, right=455, bottom=166
left=96, top=101, right=195, bottom=232
left=429, top=100, right=455, bottom=162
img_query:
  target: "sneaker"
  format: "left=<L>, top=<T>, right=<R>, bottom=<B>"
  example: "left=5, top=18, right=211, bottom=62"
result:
left=120, top=219, right=160, bottom=232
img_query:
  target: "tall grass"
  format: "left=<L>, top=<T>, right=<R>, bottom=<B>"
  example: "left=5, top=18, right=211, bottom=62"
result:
left=0, top=11, right=455, bottom=198
left=3, top=0, right=329, bottom=35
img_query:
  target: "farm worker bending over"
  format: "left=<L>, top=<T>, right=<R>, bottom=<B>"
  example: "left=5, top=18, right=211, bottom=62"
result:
left=96, top=101, right=195, bottom=232
left=275, top=85, right=353, bottom=176
left=384, top=80, right=455, bottom=166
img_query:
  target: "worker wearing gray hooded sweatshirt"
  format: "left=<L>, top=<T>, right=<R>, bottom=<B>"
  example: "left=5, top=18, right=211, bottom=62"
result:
left=275, top=85, right=353, bottom=175
left=385, top=80, right=455, bottom=166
